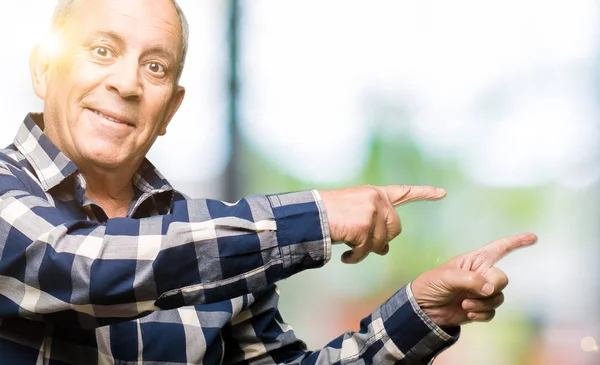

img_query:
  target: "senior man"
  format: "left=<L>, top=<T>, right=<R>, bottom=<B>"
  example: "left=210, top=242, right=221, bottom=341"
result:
left=0, top=0, right=537, bottom=363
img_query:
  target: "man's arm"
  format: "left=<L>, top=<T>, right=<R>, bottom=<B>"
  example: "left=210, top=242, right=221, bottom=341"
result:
left=223, top=233, right=537, bottom=364
left=0, top=160, right=330, bottom=328
left=222, top=284, right=458, bottom=365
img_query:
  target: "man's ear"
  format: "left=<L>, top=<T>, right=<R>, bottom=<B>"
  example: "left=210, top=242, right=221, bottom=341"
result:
left=159, top=85, right=186, bottom=136
left=30, top=44, right=50, bottom=100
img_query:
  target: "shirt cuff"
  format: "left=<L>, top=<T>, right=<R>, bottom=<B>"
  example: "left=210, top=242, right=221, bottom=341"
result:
left=267, top=190, right=332, bottom=271
left=379, top=283, right=460, bottom=363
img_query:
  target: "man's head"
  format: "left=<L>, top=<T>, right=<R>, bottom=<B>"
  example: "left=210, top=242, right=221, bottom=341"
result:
left=30, top=0, right=188, bottom=174
left=50, top=0, right=190, bottom=81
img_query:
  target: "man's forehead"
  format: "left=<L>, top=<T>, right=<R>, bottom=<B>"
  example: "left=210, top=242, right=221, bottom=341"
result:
left=62, top=0, right=183, bottom=47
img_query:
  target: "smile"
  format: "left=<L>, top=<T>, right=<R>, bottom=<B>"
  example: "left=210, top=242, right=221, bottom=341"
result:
left=89, top=108, right=134, bottom=127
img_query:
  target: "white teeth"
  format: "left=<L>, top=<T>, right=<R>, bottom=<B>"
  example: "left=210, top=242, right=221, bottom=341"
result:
left=92, top=109, right=126, bottom=125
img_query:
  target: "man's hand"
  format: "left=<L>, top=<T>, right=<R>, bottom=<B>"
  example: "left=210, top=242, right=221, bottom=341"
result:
left=319, top=185, right=446, bottom=264
left=411, top=233, right=538, bottom=328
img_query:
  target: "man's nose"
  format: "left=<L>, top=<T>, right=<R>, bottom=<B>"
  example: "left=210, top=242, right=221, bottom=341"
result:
left=104, top=57, right=143, bottom=98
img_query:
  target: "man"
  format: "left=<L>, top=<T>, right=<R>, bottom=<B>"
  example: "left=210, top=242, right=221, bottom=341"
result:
left=0, top=0, right=537, bottom=363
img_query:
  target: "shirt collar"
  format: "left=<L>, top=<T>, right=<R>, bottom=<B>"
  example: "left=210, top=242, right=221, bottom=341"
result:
left=13, top=113, right=78, bottom=191
left=13, top=113, right=174, bottom=199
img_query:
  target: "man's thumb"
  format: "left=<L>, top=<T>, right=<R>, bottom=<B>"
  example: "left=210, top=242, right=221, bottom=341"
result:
left=443, top=269, right=495, bottom=297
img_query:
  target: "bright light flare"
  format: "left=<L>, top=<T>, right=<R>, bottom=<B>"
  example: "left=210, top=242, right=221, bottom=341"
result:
left=581, top=337, right=598, bottom=352
left=39, top=31, right=64, bottom=57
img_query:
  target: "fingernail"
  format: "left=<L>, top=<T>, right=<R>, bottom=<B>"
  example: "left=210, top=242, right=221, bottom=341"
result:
left=462, top=300, right=474, bottom=311
left=436, top=188, right=446, bottom=194
left=482, top=283, right=494, bottom=295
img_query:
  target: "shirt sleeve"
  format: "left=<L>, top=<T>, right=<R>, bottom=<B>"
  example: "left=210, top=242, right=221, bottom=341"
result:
left=223, top=284, right=459, bottom=365
left=0, top=161, right=331, bottom=328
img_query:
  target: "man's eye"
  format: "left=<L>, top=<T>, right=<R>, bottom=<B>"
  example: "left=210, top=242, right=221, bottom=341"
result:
left=93, top=47, right=112, bottom=58
left=146, top=62, right=166, bottom=75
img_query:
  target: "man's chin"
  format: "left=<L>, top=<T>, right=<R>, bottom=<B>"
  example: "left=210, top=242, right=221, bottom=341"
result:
left=80, top=149, right=133, bottom=172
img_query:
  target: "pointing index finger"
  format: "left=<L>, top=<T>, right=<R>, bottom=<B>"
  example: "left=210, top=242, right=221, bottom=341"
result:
left=476, top=233, right=538, bottom=264
left=386, top=185, right=447, bottom=207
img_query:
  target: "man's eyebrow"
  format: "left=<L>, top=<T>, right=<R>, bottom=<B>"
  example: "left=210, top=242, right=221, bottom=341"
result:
left=141, top=46, right=178, bottom=63
left=86, top=30, right=126, bottom=46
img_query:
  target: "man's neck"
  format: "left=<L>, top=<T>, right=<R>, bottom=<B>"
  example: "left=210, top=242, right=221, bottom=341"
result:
left=81, top=168, right=135, bottom=219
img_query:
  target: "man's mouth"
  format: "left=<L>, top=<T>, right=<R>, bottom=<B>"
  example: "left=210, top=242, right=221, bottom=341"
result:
left=89, top=108, right=134, bottom=127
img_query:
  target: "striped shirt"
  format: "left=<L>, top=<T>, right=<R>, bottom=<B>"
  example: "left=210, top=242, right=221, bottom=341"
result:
left=0, top=113, right=458, bottom=364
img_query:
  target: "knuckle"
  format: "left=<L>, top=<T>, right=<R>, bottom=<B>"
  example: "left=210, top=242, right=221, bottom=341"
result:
left=391, top=221, right=402, bottom=237
left=374, top=247, right=387, bottom=256
left=370, top=184, right=388, bottom=200
left=367, top=203, right=378, bottom=217
left=439, top=268, right=455, bottom=283
left=365, top=187, right=381, bottom=202
left=465, top=273, right=477, bottom=283
left=362, top=184, right=375, bottom=192
left=388, top=229, right=401, bottom=242
left=485, top=310, right=496, bottom=322
left=496, top=293, right=505, bottom=305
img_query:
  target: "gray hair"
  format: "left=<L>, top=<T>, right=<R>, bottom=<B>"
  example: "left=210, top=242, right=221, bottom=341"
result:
left=50, top=0, right=189, bottom=82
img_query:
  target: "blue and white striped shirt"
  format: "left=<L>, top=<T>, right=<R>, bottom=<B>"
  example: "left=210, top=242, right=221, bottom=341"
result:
left=0, top=113, right=458, bottom=364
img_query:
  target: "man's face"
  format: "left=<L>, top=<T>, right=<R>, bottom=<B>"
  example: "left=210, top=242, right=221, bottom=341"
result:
left=36, top=0, right=185, bottom=171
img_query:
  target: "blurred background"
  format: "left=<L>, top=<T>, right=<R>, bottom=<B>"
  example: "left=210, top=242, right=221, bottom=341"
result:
left=1, top=1, right=599, bottom=364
